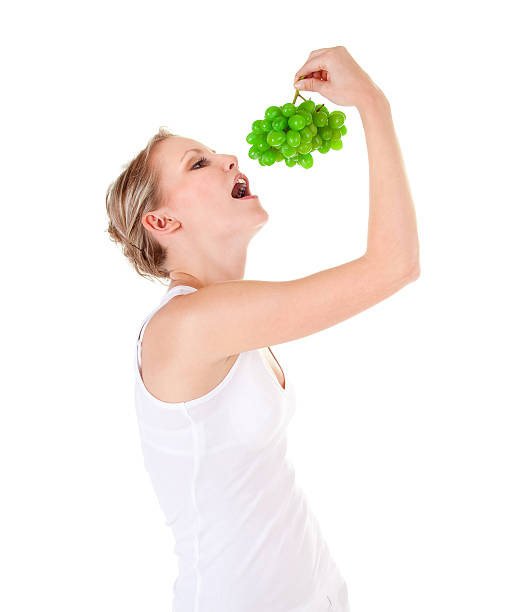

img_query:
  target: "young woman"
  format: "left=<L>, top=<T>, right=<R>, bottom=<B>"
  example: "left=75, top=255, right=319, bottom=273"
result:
left=105, top=45, right=420, bottom=612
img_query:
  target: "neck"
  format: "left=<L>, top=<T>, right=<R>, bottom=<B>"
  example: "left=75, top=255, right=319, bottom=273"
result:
left=168, top=247, right=248, bottom=291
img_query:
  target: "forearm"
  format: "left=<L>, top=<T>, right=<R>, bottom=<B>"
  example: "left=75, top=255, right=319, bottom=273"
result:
left=357, top=89, right=420, bottom=277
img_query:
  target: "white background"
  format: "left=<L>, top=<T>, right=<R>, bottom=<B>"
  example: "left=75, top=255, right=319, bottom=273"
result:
left=1, top=1, right=508, bottom=611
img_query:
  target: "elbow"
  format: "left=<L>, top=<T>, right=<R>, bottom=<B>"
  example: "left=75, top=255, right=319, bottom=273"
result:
left=392, top=256, right=420, bottom=283
left=405, top=260, right=420, bottom=282
left=364, top=249, right=420, bottom=282
left=397, top=249, right=420, bottom=282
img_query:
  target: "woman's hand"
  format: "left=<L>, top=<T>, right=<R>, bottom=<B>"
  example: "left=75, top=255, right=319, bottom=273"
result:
left=293, top=45, right=385, bottom=108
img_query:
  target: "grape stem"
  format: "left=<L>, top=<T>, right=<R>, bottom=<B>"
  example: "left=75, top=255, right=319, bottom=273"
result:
left=292, top=89, right=307, bottom=105
left=292, top=89, right=323, bottom=112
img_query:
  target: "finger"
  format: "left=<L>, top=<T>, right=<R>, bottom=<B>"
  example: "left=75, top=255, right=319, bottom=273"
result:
left=294, top=76, right=327, bottom=93
left=295, top=48, right=330, bottom=82
left=294, top=60, right=328, bottom=85
left=308, top=47, right=330, bottom=58
left=294, top=61, right=328, bottom=79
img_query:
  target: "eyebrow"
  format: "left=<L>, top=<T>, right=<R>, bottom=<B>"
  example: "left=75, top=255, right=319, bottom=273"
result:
left=180, top=147, right=216, bottom=164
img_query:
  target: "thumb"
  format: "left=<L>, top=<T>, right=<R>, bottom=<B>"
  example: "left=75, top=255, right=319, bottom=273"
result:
left=294, top=76, right=324, bottom=93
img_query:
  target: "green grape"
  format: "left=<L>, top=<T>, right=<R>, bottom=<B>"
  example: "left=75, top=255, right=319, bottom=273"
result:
left=285, top=157, right=298, bottom=167
left=267, top=130, right=286, bottom=147
left=330, top=128, right=342, bottom=140
left=281, top=103, right=297, bottom=117
left=297, top=141, right=313, bottom=155
left=339, top=125, right=347, bottom=136
left=330, top=138, right=343, bottom=151
left=260, top=119, right=271, bottom=132
left=312, top=111, right=328, bottom=127
left=299, top=127, right=313, bottom=143
left=252, top=133, right=267, bottom=146
left=328, top=111, right=345, bottom=129
left=255, top=139, right=271, bottom=153
left=249, top=146, right=261, bottom=159
left=286, top=129, right=301, bottom=148
left=281, top=143, right=298, bottom=158
left=265, top=106, right=283, bottom=121
left=288, top=114, right=306, bottom=131
left=300, top=100, right=315, bottom=113
left=252, top=120, right=265, bottom=133
left=271, top=115, right=288, bottom=131
left=311, top=134, right=323, bottom=148
left=308, top=123, right=318, bottom=137
left=297, top=110, right=313, bottom=126
left=261, top=149, right=277, bottom=165
left=274, top=149, right=285, bottom=162
left=318, top=141, right=331, bottom=154
left=298, top=153, right=314, bottom=169
left=318, top=126, right=333, bottom=140
left=246, top=132, right=259, bottom=144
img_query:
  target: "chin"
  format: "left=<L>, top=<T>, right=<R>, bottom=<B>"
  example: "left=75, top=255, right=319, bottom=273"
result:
left=255, top=205, right=269, bottom=222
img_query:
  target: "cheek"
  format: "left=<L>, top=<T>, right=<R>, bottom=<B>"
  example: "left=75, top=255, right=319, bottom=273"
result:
left=182, top=196, right=221, bottom=230
left=186, top=178, right=223, bottom=205
left=182, top=183, right=237, bottom=229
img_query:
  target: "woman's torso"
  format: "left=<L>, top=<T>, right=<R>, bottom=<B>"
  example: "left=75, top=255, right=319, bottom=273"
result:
left=133, top=285, right=350, bottom=612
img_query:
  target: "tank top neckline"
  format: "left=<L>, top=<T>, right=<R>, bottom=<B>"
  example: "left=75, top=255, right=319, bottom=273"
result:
left=162, top=284, right=198, bottom=300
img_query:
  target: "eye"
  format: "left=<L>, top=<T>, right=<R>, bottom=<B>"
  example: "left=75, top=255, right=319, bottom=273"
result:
left=191, top=156, right=208, bottom=170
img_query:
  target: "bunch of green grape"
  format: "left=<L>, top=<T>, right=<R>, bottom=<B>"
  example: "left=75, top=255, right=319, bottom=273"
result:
left=246, top=98, right=347, bottom=169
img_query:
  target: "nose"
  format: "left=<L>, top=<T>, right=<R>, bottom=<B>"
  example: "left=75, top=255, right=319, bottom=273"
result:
left=226, top=155, right=238, bottom=171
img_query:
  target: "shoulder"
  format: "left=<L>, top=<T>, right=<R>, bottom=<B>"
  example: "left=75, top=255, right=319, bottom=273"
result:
left=139, top=293, right=236, bottom=402
left=143, top=291, right=215, bottom=368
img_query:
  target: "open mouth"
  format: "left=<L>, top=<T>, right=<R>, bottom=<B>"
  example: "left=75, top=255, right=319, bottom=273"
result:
left=231, top=176, right=251, bottom=199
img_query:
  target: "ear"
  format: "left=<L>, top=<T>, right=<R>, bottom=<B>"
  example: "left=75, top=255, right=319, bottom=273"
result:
left=142, top=211, right=181, bottom=235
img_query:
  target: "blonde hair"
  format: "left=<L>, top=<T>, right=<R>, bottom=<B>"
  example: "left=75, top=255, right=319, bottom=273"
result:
left=105, top=126, right=175, bottom=284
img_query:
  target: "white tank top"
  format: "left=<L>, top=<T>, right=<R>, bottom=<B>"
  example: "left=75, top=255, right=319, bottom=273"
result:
left=133, top=285, right=350, bottom=612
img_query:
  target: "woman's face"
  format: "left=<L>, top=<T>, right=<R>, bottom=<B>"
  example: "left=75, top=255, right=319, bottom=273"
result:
left=147, top=136, right=267, bottom=244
